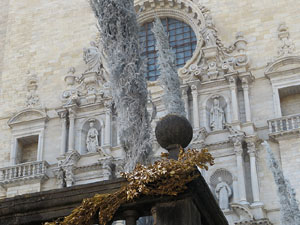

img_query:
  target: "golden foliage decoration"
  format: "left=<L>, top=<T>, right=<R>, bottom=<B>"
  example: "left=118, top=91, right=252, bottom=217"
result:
left=44, top=148, right=214, bottom=225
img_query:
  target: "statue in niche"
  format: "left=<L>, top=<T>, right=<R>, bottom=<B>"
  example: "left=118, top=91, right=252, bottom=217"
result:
left=86, top=120, right=99, bottom=153
left=215, top=177, right=232, bottom=210
left=83, top=41, right=102, bottom=74
left=210, top=98, right=225, bottom=131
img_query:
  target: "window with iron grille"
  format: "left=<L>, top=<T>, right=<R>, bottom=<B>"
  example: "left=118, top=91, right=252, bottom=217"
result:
left=139, top=18, right=197, bottom=81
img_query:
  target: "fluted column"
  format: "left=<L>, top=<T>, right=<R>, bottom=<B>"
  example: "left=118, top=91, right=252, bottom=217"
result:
left=182, top=88, right=189, bottom=121
left=242, top=78, right=252, bottom=122
left=68, top=109, right=76, bottom=152
left=58, top=110, right=68, bottom=155
left=231, top=135, right=247, bottom=204
left=229, top=77, right=239, bottom=122
left=191, top=85, right=200, bottom=130
left=247, top=141, right=261, bottom=203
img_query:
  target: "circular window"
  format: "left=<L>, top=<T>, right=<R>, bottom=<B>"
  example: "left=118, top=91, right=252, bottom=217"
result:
left=139, top=18, right=197, bottom=81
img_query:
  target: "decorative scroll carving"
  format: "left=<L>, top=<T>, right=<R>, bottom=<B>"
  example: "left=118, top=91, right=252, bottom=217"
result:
left=57, top=150, right=81, bottom=187
left=180, top=10, right=249, bottom=83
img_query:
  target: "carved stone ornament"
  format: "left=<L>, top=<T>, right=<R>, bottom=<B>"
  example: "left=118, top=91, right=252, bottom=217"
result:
left=180, top=10, right=249, bottom=83
left=56, top=150, right=81, bottom=187
left=61, top=41, right=111, bottom=106
left=277, top=23, right=296, bottom=58
left=231, top=203, right=254, bottom=223
left=226, top=124, right=245, bottom=136
left=191, top=127, right=208, bottom=147
left=25, top=72, right=41, bottom=108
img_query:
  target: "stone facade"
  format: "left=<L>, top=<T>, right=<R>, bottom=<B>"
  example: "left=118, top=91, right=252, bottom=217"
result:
left=0, top=0, right=300, bottom=225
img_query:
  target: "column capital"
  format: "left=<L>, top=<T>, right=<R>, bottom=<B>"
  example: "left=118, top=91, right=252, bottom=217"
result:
left=229, top=135, right=244, bottom=155
left=68, top=108, right=76, bottom=118
left=56, top=109, right=68, bottom=119
left=228, top=76, right=237, bottom=87
left=191, top=84, right=198, bottom=94
left=242, top=77, right=249, bottom=89
left=246, top=141, right=256, bottom=157
left=104, top=100, right=113, bottom=113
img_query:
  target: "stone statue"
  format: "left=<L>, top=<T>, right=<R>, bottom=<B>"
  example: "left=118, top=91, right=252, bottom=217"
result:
left=215, top=177, right=232, bottom=210
left=210, top=98, right=225, bottom=131
left=83, top=41, right=102, bottom=74
left=201, top=14, right=217, bottom=47
left=86, top=121, right=99, bottom=153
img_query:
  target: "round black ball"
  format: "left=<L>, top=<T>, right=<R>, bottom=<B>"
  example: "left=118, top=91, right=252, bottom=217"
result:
left=155, top=114, right=193, bottom=149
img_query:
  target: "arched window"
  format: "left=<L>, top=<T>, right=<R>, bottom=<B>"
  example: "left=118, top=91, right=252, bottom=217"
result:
left=139, top=18, right=197, bottom=81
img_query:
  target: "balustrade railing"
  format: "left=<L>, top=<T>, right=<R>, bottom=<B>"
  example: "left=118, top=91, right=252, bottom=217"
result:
left=268, top=114, right=300, bottom=135
left=0, top=161, right=49, bottom=183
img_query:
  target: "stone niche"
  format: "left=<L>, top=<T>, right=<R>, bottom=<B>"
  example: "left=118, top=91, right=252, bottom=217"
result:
left=79, top=118, right=104, bottom=155
left=15, top=135, right=38, bottom=164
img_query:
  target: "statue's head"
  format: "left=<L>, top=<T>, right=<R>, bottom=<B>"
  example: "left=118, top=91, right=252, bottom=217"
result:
left=89, top=121, right=95, bottom=128
left=218, top=177, right=223, bottom=182
left=213, top=98, right=219, bottom=106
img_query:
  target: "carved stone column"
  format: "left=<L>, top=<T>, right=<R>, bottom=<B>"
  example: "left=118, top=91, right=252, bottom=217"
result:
left=68, top=109, right=76, bottom=152
left=247, top=141, right=261, bottom=203
left=242, top=78, right=252, bottom=122
left=58, top=110, right=68, bottom=155
left=104, top=101, right=112, bottom=154
left=229, top=77, right=239, bottom=122
left=191, top=85, right=200, bottom=130
left=182, top=88, right=189, bottom=121
left=230, top=135, right=248, bottom=204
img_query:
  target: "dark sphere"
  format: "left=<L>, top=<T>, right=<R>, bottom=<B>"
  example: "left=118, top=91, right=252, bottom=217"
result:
left=155, top=114, right=193, bottom=149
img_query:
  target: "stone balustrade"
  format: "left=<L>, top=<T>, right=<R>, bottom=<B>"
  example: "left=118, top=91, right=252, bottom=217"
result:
left=0, top=161, right=49, bottom=185
left=268, top=114, right=300, bottom=136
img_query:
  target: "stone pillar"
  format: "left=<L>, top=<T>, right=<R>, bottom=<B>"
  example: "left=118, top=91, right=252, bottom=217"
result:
left=191, top=85, right=200, bottom=130
left=58, top=110, right=68, bottom=155
left=232, top=176, right=239, bottom=203
left=104, top=101, right=112, bottom=146
left=37, top=130, right=45, bottom=161
left=123, top=210, right=138, bottom=225
left=247, top=141, right=261, bottom=203
left=68, top=109, right=76, bottom=152
left=231, top=136, right=248, bottom=204
left=229, top=77, right=239, bottom=122
left=182, top=88, right=189, bottom=121
left=242, top=78, right=251, bottom=122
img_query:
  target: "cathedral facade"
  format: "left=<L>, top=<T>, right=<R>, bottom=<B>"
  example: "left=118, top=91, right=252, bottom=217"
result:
left=0, top=0, right=300, bottom=224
